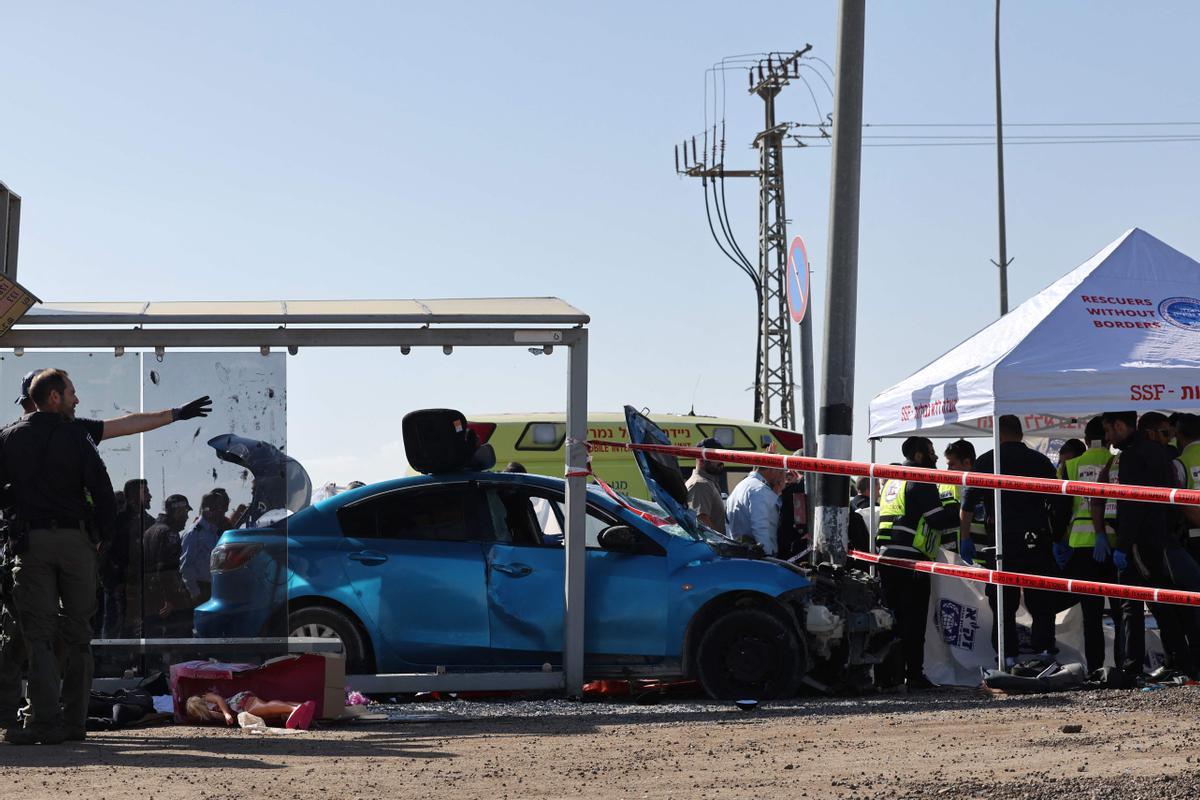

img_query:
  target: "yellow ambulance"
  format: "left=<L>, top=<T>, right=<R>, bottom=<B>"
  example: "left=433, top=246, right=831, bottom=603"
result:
left=467, top=412, right=804, bottom=500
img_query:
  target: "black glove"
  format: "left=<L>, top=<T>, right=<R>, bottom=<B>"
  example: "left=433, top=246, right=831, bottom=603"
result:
left=173, top=395, right=212, bottom=422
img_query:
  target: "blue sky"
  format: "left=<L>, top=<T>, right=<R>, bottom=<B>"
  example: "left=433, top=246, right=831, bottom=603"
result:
left=4, top=2, right=1199, bottom=483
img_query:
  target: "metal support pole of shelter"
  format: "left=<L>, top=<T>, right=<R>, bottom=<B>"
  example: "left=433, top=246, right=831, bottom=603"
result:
left=562, top=331, right=589, bottom=696
left=867, top=437, right=877, bottom=577
left=992, top=414, right=1006, bottom=670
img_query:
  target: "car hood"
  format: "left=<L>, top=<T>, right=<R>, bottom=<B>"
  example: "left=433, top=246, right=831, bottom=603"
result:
left=207, top=434, right=312, bottom=527
left=623, top=405, right=702, bottom=539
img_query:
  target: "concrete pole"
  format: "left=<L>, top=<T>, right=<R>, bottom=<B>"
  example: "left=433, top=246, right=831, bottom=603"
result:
left=562, top=331, right=589, bottom=695
left=994, top=0, right=1010, bottom=316
left=812, top=0, right=866, bottom=564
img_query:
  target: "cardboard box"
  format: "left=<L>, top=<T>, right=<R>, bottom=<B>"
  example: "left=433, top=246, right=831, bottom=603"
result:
left=318, top=652, right=347, bottom=720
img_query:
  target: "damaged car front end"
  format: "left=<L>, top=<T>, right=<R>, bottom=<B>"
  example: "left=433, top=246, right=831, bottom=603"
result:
left=622, top=406, right=894, bottom=696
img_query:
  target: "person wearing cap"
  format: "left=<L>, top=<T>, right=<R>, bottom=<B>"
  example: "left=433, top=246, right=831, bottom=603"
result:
left=13, top=369, right=213, bottom=445
left=142, top=494, right=194, bottom=639
left=685, top=438, right=727, bottom=534
left=179, top=491, right=230, bottom=609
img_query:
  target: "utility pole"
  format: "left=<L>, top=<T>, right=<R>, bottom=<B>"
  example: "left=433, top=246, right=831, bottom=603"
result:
left=812, top=0, right=866, bottom=565
left=675, top=47, right=815, bottom=437
left=992, top=0, right=1011, bottom=316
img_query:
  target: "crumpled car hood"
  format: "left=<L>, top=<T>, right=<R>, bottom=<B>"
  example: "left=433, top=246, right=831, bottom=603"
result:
left=207, top=433, right=312, bottom=527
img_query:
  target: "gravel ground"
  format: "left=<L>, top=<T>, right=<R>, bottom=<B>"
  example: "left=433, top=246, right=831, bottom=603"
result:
left=2, top=686, right=1200, bottom=799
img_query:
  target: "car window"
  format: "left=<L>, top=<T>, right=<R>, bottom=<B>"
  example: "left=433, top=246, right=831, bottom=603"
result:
left=337, top=484, right=493, bottom=543
left=548, top=499, right=623, bottom=548
left=483, top=486, right=544, bottom=546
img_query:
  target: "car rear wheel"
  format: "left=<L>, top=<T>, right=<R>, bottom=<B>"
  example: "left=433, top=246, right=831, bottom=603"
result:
left=288, top=606, right=372, bottom=674
left=695, top=607, right=803, bottom=700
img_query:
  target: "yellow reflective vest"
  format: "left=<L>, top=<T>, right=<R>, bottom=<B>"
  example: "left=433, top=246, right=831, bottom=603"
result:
left=877, top=478, right=940, bottom=559
left=1064, top=447, right=1116, bottom=549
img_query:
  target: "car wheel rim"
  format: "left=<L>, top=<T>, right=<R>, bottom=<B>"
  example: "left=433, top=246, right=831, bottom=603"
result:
left=292, top=622, right=341, bottom=641
left=724, top=635, right=776, bottom=685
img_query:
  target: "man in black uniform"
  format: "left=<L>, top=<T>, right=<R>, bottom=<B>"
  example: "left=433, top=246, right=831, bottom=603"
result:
left=0, top=369, right=117, bottom=744
left=875, top=436, right=961, bottom=689
left=1107, top=410, right=1200, bottom=677
left=963, top=415, right=1069, bottom=668
left=0, top=371, right=210, bottom=731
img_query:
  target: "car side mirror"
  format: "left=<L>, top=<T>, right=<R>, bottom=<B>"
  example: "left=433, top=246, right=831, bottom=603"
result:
left=597, top=525, right=654, bottom=555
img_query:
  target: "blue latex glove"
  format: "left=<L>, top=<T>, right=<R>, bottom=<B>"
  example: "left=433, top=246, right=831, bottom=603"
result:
left=958, top=537, right=976, bottom=564
left=1052, top=542, right=1071, bottom=570
left=1092, top=535, right=1112, bottom=564
left=1113, top=549, right=1129, bottom=573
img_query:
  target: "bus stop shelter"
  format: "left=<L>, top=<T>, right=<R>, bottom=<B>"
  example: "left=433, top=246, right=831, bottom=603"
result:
left=1, top=297, right=592, bottom=695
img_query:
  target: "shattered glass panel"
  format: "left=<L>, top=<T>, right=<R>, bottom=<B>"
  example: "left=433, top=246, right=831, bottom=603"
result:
left=140, top=352, right=289, bottom=657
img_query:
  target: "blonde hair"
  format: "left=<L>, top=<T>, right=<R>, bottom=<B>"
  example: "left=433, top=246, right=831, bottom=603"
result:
left=185, top=695, right=210, bottom=723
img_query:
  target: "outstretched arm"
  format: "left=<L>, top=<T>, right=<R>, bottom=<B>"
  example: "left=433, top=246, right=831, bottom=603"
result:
left=100, top=396, right=212, bottom=441
left=203, top=693, right=236, bottom=726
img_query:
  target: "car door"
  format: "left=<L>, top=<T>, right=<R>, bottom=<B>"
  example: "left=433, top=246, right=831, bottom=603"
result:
left=481, top=483, right=668, bottom=667
left=336, top=481, right=495, bottom=670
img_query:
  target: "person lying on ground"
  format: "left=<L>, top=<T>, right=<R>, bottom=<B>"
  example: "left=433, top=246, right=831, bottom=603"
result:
left=184, top=691, right=316, bottom=729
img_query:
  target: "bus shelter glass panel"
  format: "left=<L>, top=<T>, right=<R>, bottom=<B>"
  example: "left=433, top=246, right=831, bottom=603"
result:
left=139, top=352, right=291, bottom=662
left=0, top=353, right=141, bottom=675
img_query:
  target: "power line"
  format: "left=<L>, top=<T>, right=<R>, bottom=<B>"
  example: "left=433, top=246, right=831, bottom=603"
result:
left=785, top=136, right=1200, bottom=148
left=789, top=120, right=1200, bottom=128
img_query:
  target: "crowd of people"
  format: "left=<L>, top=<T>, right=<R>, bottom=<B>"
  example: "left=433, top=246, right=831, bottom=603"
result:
left=0, top=367, right=213, bottom=744
left=685, top=412, right=1200, bottom=691
left=100, top=481, right=240, bottom=641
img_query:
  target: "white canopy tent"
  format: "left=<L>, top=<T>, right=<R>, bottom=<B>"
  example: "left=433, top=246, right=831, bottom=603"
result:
left=866, top=228, right=1200, bottom=669
left=869, top=228, right=1200, bottom=440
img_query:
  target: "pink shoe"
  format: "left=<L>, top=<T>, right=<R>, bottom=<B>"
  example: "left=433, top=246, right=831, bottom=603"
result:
left=286, top=701, right=316, bottom=730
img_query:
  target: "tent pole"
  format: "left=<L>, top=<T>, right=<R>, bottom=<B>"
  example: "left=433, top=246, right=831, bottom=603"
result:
left=868, top=438, right=877, bottom=578
left=993, top=414, right=1006, bottom=671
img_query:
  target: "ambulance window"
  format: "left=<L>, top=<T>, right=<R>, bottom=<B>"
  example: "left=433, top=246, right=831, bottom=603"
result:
left=515, top=422, right=566, bottom=451
left=697, top=424, right=755, bottom=450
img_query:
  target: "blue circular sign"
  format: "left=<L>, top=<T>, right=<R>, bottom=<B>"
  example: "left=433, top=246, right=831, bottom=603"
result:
left=786, top=236, right=810, bottom=323
left=1159, top=297, right=1200, bottom=331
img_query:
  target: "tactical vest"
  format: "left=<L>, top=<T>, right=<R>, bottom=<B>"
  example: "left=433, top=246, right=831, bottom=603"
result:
left=1065, top=447, right=1117, bottom=548
left=876, top=479, right=939, bottom=559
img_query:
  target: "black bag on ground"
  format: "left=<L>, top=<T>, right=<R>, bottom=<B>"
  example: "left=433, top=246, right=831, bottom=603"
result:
left=86, top=687, right=157, bottom=731
left=402, top=408, right=495, bottom=474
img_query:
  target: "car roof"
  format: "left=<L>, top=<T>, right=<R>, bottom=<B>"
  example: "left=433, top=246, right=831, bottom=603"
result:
left=311, top=470, right=600, bottom=514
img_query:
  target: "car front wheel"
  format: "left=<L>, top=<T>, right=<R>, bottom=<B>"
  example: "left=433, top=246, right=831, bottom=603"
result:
left=288, top=606, right=372, bottom=674
left=695, top=607, right=804, bottom=700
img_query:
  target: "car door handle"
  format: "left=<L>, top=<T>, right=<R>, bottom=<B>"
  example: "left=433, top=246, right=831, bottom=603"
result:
left=348, top=550, right=389, bottom=566
left=492, top=562, right=532, bottom=577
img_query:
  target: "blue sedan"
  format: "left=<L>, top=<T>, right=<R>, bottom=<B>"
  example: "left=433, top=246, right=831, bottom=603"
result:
left=195, top=408, right=893, bottom=699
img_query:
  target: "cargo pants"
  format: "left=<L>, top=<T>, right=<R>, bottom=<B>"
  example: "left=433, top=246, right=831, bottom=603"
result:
left=12, top=526, right=97, bottom=731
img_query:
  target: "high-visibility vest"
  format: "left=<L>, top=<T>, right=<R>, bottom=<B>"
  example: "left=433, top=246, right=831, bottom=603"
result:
left=1176, top=442, right=1200, bottom=540
left=1064, top=447, right=1117, bottom=548
left=876, top=478, right=939, bottom=558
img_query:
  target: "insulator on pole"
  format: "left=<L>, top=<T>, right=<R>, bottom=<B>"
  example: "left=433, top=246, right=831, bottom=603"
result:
left=674, top=144, right=680, bottom=172
left=691, top=136, right=698, bottom=165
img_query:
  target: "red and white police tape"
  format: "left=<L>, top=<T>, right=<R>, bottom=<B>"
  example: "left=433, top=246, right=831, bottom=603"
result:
left=586, top=438, right=1200, bottom=606
left=849, top=549, right=1200, bottom=608
left=589, top=440, right=1200, bottom=507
